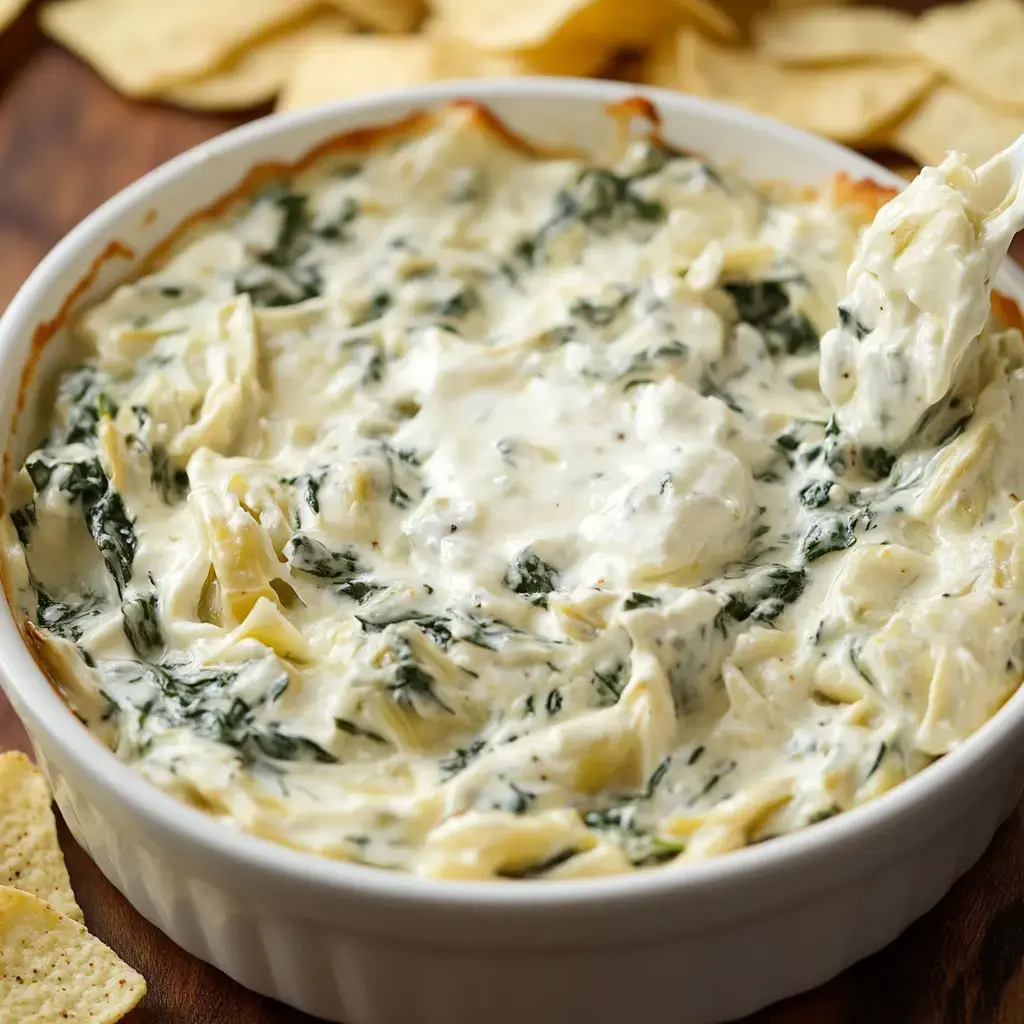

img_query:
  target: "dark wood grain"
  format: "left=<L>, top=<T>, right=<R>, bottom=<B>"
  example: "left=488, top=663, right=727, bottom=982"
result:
left=1, top=32, right=1022, bottom=1024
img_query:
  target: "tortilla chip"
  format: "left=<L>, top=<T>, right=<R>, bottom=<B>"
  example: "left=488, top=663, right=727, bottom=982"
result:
left=277, top=31, right=610, bottom=113
left=0, top=753, right=82, bottom=924
left=432, top=0, right=733, bottom=55
left=278, top=36, right=438, bottom=112
left=716, top=0, right=850, bottom=38
left=324, top=0, right=426, bottom=33
left=163, top=10, right=355, bottom=111
left=913, top=0, right=1024, bottom=113
left=40, top=0, right=320, bottom=97
left=672, top=0, right=739, bottom=42
left=0, top=0, right=29, bottom=33
left=424, top=16, right=613, bottom=77
left=754, top=7, right=915, bottom=65
left=769, top=0, right=853, bottom=7
left=893, top=85, right=1024, bottom=167
left=0, top=886, right=145, bottom=1023
left=650, top=30, right=936, bottom=145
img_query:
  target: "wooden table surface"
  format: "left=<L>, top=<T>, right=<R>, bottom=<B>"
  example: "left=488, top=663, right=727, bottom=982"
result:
left=1, top=9, right=1023, bottom=1024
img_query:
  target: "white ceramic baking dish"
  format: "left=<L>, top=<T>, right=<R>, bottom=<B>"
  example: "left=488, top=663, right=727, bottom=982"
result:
left=1, top=78, right=1023, bottom=1024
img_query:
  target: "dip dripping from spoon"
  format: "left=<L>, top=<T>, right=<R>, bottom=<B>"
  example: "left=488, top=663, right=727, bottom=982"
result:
left=819, top=133, right=1024, bottom=457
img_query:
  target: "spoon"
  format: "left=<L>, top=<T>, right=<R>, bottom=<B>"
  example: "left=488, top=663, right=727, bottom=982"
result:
left=820, top=135, right=1024, bottom=451
left=974, top=131, right=1024, bottom=223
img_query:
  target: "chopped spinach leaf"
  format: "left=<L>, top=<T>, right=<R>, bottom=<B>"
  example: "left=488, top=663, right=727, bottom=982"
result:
left=497, top=848, right=579, bottom=879
left=429, top=285, right=480, bottom=319
left=371, top=440, right=423, bottom=510
left=714, top=564, right=807, bottom=634
left=232, top=186, right=326, bottom=306
left=439, top=738, right=487, bottom=778
left=859, top=445, right=896, bottom=481
left=593, top=662, right=626, bottom=703
left=357, top=611, right=453, bottom=651
left=690, top=759, right=737, bottom=803
left=126, top=413, right=187, bottom=505
left=354, top=291, right=392, bottom=326
left=722, top=279, right=819, bottom=356
left=258, top=188, right=311, bottom=269
left=34, top=585, right=102, bottom=642
left=147, top=444, right=189, bottom=505
left=284, top=534, right=360, bottom=579
left=317, top=196, right=360, bottom=241
left=849, top=643, right=875, bottom=688
left=388, top=639, right=452, bottom=714
left=807, top=805, right=840, bottom=825
left=583, top=803, right=682, bottom=866
left=335, top=718, right=387, bottom=745
left=837, top=303, right=870, bottom=340
left=799, top=479, right=833, bottom=509
left=235, top=263, right=323, bottom=307
left=285, top=534, right=383, bottom=603
left=239, top=726, right=338, bottom=764
left=645, top=757, right=671, bottom=797
left=569, top=289, right=633, bottom=328
left=26, top=454, right=137, bottom=594
left=801, top=509, right=868, bottom=563
left=698, top=373, right=742, bottom=413
left=121, top=590, right=164, bottom=660
left=340, top=336, right=387, bottom=387
left=504, top=780, right=535, bottom=815
left=99, top=659, right=336, bottom=765
left=621, top=341, right=688, bottom=383
left=453, top=613, right=530, bottom=651
left=49, top=367, right=114, bottom=446
left=534, top=167, right=665, bottom=252
left=10, top=505, right=36, bottom=547
left=866, top=741, right=887, bottom=779
left=623, top=591, right=659, bottom=610
left=286, top=470, right=326, bottom=517
left=503, top=548, right=560, bottom=607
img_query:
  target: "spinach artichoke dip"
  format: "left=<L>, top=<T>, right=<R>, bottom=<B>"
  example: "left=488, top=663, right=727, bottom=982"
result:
left=3, top=102, right=1023, bottom=881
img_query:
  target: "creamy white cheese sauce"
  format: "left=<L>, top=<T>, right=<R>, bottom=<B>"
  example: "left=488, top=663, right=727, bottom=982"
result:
left=3, top=106, right=1023, bottom=880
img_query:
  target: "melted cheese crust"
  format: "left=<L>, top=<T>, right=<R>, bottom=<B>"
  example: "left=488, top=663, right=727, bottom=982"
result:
left=3, top=105, right=1023, bottom=880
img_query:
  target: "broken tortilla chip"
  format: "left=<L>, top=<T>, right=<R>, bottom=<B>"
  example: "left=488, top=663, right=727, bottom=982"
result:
left=0, top=0, right=29, bottom=33
left=650, top=30, right=936, bottom=145
left=893, top=85, right=1024, bottom=167
left=40, top=0, right=320, bottom=97
left=323, top=0, right=426, bottom=34
left=432, top=0, right=733, bottom=57
left=754, top=6, right=915, bottom=65
left=163, top=10, right=355, bottom=111
left=0, top=886, right=145, bottom=1023
left=0, top=752, right=82, bottom=924
left=278, top=36, right=437, bottom=112
left=912, top=0, right=1024, bottom=113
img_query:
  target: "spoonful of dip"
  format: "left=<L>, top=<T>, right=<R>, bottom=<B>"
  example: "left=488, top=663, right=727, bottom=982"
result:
left=819, top=134, right=1024, bottom=452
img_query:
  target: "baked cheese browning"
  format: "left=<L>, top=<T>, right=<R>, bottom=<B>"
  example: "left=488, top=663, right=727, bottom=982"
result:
left=3, top=103, right=1023, bottom=880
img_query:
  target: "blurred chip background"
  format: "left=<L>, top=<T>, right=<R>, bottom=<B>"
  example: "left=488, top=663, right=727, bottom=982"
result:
left=2, top=0, right=1021, bottom=354
left=1, top=0, right=1020, bottom=170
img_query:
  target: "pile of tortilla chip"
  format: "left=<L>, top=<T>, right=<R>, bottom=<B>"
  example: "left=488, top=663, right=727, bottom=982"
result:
left=21, top=0, right=1024, bottom=169
left=0, top=751, right=146, bottom=1023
